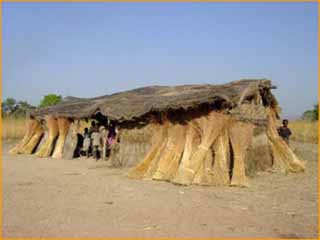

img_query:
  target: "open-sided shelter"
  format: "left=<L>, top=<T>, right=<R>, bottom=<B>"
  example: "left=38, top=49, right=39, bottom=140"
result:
left=9, top=79, right=305, bottom=187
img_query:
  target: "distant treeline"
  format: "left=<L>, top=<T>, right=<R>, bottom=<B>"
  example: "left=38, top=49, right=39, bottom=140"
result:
left=302, top=104, right=318, bottom=121
left=2, top=94, right=62, bottom=118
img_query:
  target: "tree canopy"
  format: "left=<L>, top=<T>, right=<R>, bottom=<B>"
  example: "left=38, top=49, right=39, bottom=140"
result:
left=2, top=94, right=63, bottom=118
left=39, top=94, right=62, bottom=108
left=302, top=103, right=318, bottom=121
left=2, top=98, right=35, bottom=117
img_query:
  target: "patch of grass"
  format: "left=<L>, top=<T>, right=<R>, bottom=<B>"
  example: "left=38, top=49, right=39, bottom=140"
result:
left=2, top=117, right=27, bottom=140
left=290, top=120, right=318, bottom=143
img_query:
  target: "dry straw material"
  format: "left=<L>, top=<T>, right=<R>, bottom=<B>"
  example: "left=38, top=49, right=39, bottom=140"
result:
left=19, top=123, right=44, bottom=154
left=266, top=108, right=305, bottom=173
left=127, top=123, right=168, bottom=179
left=210, top=129, right=231, bottom=186
left=36, top=115, right=59, bottom=158
left=229, top=121, right=254, bottom=187
left=9, top=79, right=306, bottom=187
left=52, top=118, right=71, bottom=159
left=9, top=118, right=42, bottom=155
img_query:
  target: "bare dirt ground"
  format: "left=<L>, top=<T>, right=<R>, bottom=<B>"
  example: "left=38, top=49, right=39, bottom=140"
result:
left=2, top=140, right=318, bottom=238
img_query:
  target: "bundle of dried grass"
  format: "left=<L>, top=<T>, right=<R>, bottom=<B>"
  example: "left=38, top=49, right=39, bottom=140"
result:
left=127, top=123, right=169, bottom=179
left=152, top=123, right=187, bottom=181
left=9, top=118, right=41, bottom=155
left=171, top=122, right=201, bottom=185
left=192, top=148, right=214, bottom=185
left=174, top=112, right=230, bottom=185
left=19, top=123, right=44, bottom=154
left=210, top=129, right=231, bottom=186
left=110, top=124, right=156, bottom=167
left=266, top=108, right=305, bottom=173
left=245, top=127, right=273, bottom=177
left=229, top=121, right=254, bottom=187
left=63, top=121, right=81, bottom=159
left=142, top=136, right=168, bottom=179
left=36, top=115, right=59, bottom=158
left=52, top=118, right=71, bottom=159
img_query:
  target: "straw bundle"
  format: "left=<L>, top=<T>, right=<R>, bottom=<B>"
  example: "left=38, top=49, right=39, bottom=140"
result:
left=63, top=121, right=81, bottom=159
left=36, top=115, right=59, bottom=157
left=52, top=118, right=71, bottom=159
left=172, top=122, right=201, bottom=185
left=19, top=123, right=44, bottom=154
left=9, top=118, right=41, bottom=155
left=192, top=125, right=231, bottom=186
left=110, top=124, right=156, bottom=167
left=266, top=108, right=305, bottom=173
left=210, top=129, right=231, bottom=186
left=192, top=148, right=214, bottom=185
left=143, top=136, right=168, bottom=179
left=245, top=127, right=273, bottom=177
left=175, top=112, right=230, bottom=185
left=127, top=123, right=168, bottom=179
left=229, top=121, right=254, bottom=187
left=152, top=123, right=187, bottom=181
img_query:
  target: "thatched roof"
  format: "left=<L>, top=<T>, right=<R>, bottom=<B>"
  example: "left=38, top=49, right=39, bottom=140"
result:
left=31, top=79, right=277, bottom=124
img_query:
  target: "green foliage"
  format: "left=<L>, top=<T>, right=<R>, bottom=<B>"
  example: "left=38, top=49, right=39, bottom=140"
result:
left=2, top=98, right=35, bottom=118
left=2, top=98, right=16, bottom=113
left=313, top=103, right=318, bottom=120
left=2, top=94, right=62, bottom=118
left=14, top=101, right=36, bottom=117
left=302, top=103, right=318, bottom=121
left=39, top=94, right=62, bottom=108
left=302, top=110, right=315, bottom=121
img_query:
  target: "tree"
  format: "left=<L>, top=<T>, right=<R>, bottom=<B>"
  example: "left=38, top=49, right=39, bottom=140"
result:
left=302, top=110, right=315, bottom=121
left=2, top=98, right=36, bottom=117
left=2, top=98, right=17, bottom=113
left=13, top=101, right=36, bottom=117
left=302, top=103, right=318, bottom=121
left=313, top=103, right=318, bottom=120
left=39, top=94, right=62, bottom=108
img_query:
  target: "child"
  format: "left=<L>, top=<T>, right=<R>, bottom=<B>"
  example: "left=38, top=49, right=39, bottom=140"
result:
left=91, top=126, right=102, bottom=161
left=107, top=123, right=117, bottom=147
left=99, top=125, right=108, bottom=161
left=277, top=119, right=292, bottom=145
left=82, top=128, right=91, bottom=157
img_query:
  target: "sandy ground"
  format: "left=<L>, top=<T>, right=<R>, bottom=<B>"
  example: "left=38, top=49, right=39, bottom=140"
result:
left=2, top=140, right=318, bottom=238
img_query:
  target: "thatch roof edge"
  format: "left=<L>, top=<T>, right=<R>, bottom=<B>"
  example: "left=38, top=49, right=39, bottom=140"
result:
left=31, top=79, right=277, bottom=123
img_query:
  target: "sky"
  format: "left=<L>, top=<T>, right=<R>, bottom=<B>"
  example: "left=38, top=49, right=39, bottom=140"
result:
left=3, top=2, right=318, bottom=119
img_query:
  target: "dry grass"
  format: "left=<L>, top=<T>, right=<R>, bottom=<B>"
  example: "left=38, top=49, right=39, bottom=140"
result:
left=2, top=117, right=27, bottom=140
left=290, top=120, right=318, bottom=143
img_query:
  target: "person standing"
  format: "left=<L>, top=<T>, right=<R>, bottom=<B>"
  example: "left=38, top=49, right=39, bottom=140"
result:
left=91, top=123, right=102, bottom=161
left=82, top=128, right=91, bottom=157
left=107, top=122, right=117, bottom=148
left=99, top=125, right=108, bottom=161
left=89, top=121, right=98, bottom=136
left=277, top=119, right=292, bottom=145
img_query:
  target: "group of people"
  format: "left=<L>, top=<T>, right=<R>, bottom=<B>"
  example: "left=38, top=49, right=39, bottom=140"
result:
left=81, top=121, right=118, bottom=161
left=76, top=118, right=291, bottom=161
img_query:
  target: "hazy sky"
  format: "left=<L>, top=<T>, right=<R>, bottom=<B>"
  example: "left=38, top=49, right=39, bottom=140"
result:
left=3, top=2, right=318, bottom=119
